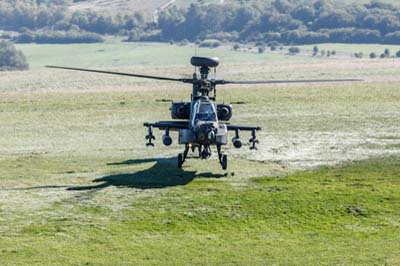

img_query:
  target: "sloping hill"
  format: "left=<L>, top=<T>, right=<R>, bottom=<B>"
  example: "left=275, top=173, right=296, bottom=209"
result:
left=70, top=0, right=168, bottom=13
left=69, top=0, right=228, bottom=19
left=69, top=0, right=400, bottom=14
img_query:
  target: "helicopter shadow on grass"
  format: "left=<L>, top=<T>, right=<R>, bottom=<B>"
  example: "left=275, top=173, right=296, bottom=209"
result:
left=68, top=157, right=226, bottom=191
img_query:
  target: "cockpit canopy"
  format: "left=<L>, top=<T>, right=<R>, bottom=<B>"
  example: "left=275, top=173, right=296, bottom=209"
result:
left=194, top=100, right=217, bottom=122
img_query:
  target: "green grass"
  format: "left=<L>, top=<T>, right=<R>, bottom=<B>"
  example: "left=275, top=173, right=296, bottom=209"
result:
left=1, top=42, right=400, bottom=265
left=300, top=43, right=400, bottom=56
left=16, top=41, right=308, bottom=70
left=1, top=157, right=400, bottom=265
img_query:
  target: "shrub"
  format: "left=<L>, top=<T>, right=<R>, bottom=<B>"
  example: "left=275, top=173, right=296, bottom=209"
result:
left=179, top=39, right=189, bottom=46
left=313, top=45, right=319, bottom=56
left=15, top=30, right=104, bottom=44
left=354, top=52, right=363, bottom=58
left=199, top=39, right=222, bottom=48
left=384, top=48, right=390, bottom=57
left=258, top=46, right=266, bottom=53
left=288, top=46, right=300, bottom=54
left=0, top=41, right=29, bottom=71
left=370, top=52, right=377, bottom=59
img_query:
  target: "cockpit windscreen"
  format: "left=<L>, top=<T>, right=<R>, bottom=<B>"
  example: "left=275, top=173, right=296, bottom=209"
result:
left=195, top=102, right=216, bottom=121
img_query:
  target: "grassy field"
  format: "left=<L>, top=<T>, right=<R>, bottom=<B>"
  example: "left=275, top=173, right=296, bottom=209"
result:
left=15, top=41, right=318, bottom=70
left=1, top=42, right=400, bottom=265
left=300, top=43, right=400, bottom=57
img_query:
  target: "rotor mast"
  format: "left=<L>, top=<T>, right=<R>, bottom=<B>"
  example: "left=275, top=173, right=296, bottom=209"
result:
left=190, top=56, right=220, bottom=101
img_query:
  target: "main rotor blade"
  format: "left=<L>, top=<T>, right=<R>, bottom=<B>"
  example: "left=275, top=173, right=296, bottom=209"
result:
left=46, top=66, right=193, bottom=83
left=216, top=79, right=363, bottom=85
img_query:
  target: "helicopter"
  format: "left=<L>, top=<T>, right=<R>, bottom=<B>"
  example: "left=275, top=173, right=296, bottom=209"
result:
left=47, top=56, right=361, bottom=170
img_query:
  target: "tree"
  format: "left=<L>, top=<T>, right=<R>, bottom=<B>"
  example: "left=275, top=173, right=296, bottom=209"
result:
left=370, top=52, right=377, bottom=59
left=0, top=41, right=29, bottom=71
left=258, top=45, right=266, bottom=53
left=396, top=50, right=400, bottom=58
left=384, top=48, right=390, bottom=57
left=313, top=45, right=319, bottom=56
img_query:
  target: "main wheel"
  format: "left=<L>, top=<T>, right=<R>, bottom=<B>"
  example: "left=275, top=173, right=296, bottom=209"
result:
left=178, top=154, right=183, bottom=168
left=221, top=155, right=228, bottom=170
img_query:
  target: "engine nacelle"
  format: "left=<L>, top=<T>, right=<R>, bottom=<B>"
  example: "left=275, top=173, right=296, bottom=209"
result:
left=170, top=102, right=191, bottom=119
left=232, top=137, right=243, bottom=149
left=217, top=104, right=233, bottom=121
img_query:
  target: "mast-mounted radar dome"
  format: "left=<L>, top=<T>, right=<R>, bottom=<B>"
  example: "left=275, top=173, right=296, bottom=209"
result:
left=191, top=56, right=220, bottom=68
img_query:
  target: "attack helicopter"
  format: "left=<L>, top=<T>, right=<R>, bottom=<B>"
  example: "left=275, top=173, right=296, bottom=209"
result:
left=47, top=56, right=360, bottom=170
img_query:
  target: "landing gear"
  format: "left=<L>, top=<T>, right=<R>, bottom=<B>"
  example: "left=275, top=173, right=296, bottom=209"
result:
left=200, top=145, right=211, bottom=159
left=177, top=144, right=190, bottom=168
left=178, top=153, right=183, bottom=168
left=221, top=154, right=228, bottom=170
left=217, top=144, right=228, bottom=170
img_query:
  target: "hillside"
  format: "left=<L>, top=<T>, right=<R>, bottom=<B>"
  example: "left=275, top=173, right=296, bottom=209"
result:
left=69, top=0, right=400, bottom=15
left=70, top=0, right=171, bottom=16
left=69, top=0, right=219, bottom=19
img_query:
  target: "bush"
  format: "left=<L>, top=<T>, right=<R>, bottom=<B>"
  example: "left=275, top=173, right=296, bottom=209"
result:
left=0, top=41, right=29, bottom=71
left=267, top=41, right=280, bottom=51
left=199, top=39, right=222, bottom=48
left=288, top=46, right=300, bottom=55
left=384, top=48, right=390, bottom=57
left=370, top=52, right=377, bottom=59
left=126, top=29, right=144, bottom=42
left=258, top=46, right=266, bottom=53
left=354, top=52, right=363, bottom=58
left=179, top=39, right=189, bottom=46
left=313, top=45, right=319, bottom=56
left=396, top=50, right=400, bottom=58
left=15, top=30, right=104, bottom=44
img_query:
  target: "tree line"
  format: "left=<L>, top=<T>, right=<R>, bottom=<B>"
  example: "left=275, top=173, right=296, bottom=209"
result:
left=2, top=0, right=400, bottom=45
left=0, top=0, right=146, bottom=43
left=156, top=0, right=400, bottom=45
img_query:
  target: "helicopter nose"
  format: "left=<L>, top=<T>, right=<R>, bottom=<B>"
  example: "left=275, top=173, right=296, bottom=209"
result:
left=197, top=126, right=216, bottom=142
left=207, top=130, right=215, bottom=141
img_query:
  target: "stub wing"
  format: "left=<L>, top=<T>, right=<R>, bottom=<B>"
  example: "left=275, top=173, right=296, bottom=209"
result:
left=143, top=121, right=189, bottom=147
left=225, top=124, right=261, bottom=150
left=226, top=125, right=261, bottom=131
left=144, top=121, right=189, bottom=131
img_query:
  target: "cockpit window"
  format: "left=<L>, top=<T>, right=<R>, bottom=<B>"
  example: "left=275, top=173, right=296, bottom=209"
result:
left=195, top=102, right=216, bottom=121
left=199, top=103, right=213, bottom=114
left=195, top=113, right=216, bottom=121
